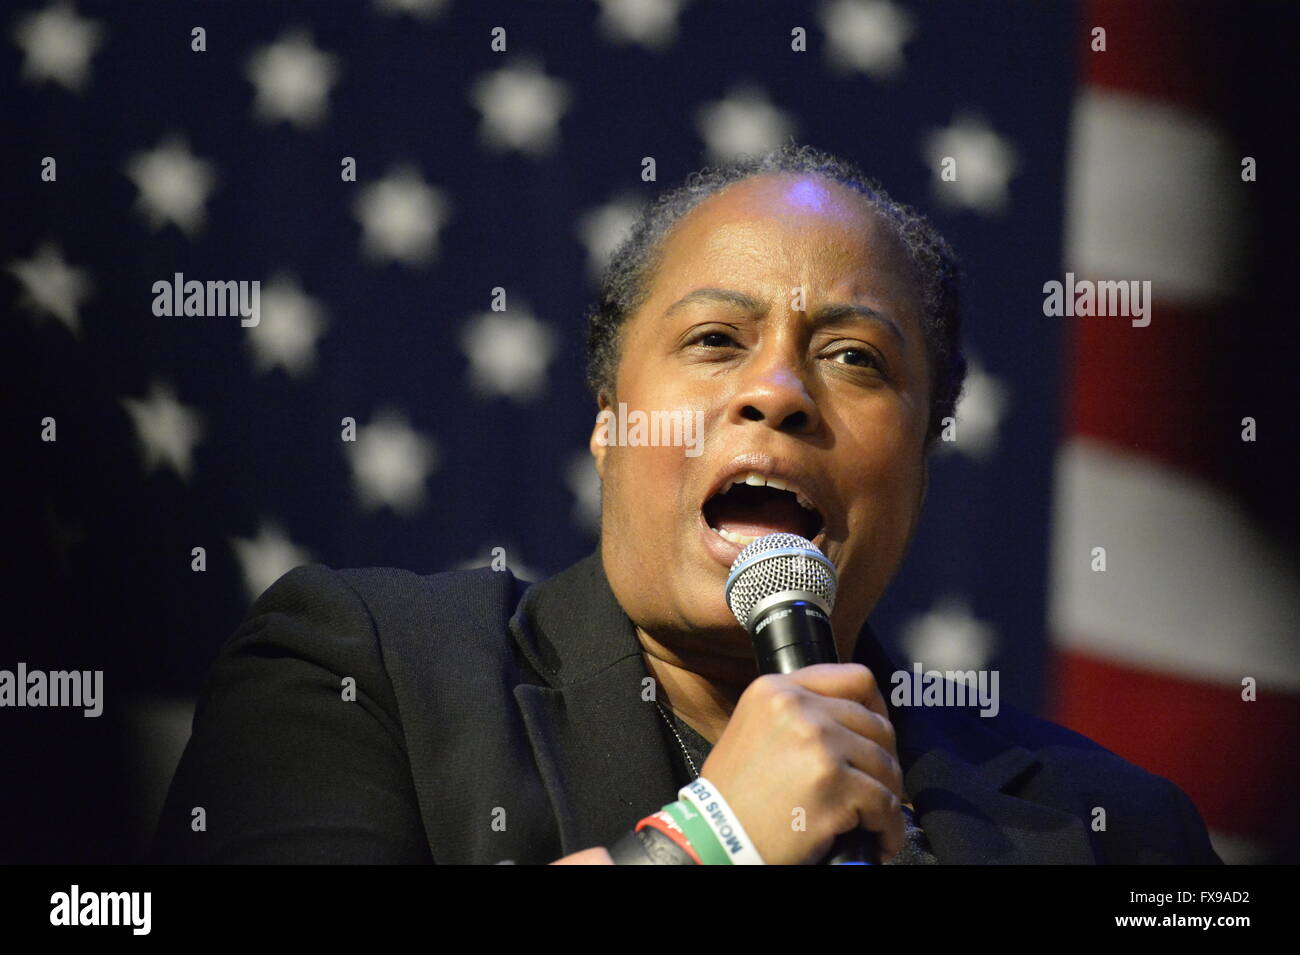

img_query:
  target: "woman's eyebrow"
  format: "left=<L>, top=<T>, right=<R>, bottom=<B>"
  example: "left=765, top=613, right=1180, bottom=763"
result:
left=662, top=287, right=763, bottom=317
left=663, top=287, right=904, bottom=344
left=813, top=302, right=905, bottom=345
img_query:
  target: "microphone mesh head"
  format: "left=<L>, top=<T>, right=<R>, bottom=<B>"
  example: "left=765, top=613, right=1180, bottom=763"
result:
left=724, top=533, right=837, bottom=628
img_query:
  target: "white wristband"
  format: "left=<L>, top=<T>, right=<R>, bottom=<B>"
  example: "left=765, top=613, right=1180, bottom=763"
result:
left=679, top=777, right=767, bottom=865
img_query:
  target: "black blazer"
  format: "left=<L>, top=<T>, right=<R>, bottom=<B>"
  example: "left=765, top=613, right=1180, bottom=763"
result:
left=151, top=550, right=1223, bottom=864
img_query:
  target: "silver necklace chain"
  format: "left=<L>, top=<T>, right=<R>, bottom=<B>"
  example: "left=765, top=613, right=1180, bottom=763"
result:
left=654, top=701, right=700, bottom=778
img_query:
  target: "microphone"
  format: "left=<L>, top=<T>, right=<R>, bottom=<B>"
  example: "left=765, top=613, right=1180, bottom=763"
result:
left=724, top=532, right=879, bottom=866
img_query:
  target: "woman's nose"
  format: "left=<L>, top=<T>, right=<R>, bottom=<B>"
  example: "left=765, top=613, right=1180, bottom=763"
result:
left=728, top=350, right=819, bottom=435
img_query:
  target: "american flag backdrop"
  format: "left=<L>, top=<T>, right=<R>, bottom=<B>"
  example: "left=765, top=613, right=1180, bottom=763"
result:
left=3, top=0, right=1294, bottom=864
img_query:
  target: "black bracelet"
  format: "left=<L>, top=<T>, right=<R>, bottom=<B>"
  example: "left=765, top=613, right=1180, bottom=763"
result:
left=637, top=826, right=698, bottom=865
left=608, top=827, right=697, bottom=865
left=608, top=828, right=655, bottom=864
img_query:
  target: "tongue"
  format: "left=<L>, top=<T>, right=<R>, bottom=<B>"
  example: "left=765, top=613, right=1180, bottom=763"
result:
left=709, top=489, right=811, bottom=539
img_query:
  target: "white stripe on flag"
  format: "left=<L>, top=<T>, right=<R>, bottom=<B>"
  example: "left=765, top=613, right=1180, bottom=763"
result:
left=1049, top=437, right=1300, bottom=689
left=1063, top=88, right=1247, bottom=301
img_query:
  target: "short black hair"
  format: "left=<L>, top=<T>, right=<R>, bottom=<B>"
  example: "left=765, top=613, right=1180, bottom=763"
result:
left=584, top=142, right=965, bottom=447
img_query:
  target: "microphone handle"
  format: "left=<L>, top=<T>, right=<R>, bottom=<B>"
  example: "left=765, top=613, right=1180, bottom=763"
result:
left=751, top=599, right=880, bottom=866
left=826, top=828, right=879, bottom=866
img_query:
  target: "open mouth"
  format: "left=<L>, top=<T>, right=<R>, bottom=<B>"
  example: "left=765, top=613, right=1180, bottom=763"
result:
left=702, top=474, right=825, bottom=549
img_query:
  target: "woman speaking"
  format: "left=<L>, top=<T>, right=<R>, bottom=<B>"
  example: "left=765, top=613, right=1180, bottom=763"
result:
left=151, top=143, right=1220, bottom=865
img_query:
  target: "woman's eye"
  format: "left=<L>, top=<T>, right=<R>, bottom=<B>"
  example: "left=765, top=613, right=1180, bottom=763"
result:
left=693, top=331, right=736, bottom=348
left=831, top=347, right=880, bottom=369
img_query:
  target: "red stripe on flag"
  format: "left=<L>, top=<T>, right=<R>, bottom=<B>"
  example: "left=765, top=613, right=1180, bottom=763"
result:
left=1049, top=647, right=1298, bottom=844
left=1081, top=0, right=1232, bottom=116
left=1063, top=301, right=1240, bottom=492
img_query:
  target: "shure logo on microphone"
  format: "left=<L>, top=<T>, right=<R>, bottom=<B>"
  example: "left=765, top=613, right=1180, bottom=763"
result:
left=753, top=604, right=828, bottom=635
left=890, top=663, right=1000, bottom=718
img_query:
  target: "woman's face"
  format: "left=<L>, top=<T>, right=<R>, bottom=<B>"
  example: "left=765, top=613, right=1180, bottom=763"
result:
left=590, top=173, right=932, bottom=662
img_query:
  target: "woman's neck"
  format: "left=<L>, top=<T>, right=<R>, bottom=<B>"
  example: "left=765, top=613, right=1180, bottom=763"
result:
left=635, top=624, right=756, bottom=745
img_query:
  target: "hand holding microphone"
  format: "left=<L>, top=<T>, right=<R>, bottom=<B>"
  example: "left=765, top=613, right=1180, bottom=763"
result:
left=695, top=533, right=907, bottom=865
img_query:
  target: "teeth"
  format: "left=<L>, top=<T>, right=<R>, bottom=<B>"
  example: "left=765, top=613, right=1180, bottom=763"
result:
left=733, top=472, right=791, bottom=491
left=708, top=471, right=822, bottom=546
left=715, top=528, right=758, bottom=547
left=717, top=472, right=816, bottom=512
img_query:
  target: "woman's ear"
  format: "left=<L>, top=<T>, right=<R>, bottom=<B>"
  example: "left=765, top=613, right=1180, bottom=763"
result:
left=589, top=391, right=613, bottom=478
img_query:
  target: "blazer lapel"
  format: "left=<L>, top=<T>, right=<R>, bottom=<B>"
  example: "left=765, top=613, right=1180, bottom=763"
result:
left=510, top=551, right=681, bottom=856
left=853, top=628, right=1097, bottom=863
left=902, top=740, right=1095, bottom=863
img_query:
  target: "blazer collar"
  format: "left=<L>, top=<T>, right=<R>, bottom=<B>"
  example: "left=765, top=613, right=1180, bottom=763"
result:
left=509, top=549, right=1094, bottom=863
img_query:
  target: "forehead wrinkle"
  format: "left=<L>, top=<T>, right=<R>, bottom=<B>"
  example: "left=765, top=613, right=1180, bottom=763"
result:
left=649, top=204, right=921, bottom=352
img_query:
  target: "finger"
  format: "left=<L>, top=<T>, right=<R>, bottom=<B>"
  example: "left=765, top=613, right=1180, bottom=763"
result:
left=844, top=767, right=907, bottom=861
left=856, top=665, right=891, bottom=723
left=783, top=662, right=885, bottom=717
left=817, top=696, right=899, bottom=756
left=833, top=731, right=904, bottom=803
